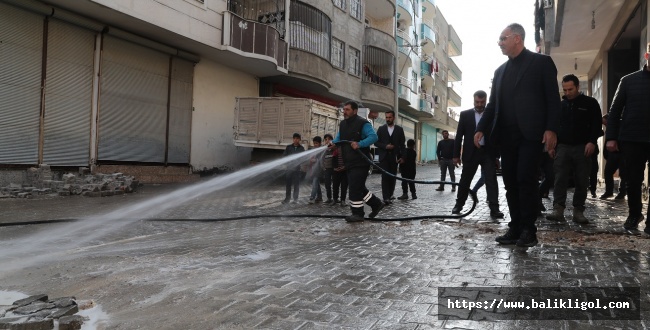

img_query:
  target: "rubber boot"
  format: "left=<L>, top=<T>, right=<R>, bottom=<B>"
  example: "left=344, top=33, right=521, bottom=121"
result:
left=367, top=195, right=384, bottom=219
left=572, top=208, right=589, bottom=224
left=545, top=205, right=566, bottom=222
left=345, top=206, right=365, bottom=222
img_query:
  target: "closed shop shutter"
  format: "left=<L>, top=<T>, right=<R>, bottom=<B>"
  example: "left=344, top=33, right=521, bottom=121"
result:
left=42, top=19, right=95, bottom=166
left=0, top=3, right=43, bottom=164
left=98, top=36, right=169, bottom=162
left=167, top=57, right=193, bottom=163
left=400, top=116, right=416, bottom=142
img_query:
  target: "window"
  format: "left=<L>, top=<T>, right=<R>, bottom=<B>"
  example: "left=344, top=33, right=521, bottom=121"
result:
left=349, top=47, right=361, bottom=76
left=332, top=0, right=345, bottom=10
left=331, top=38, right=345, bottom=69
left=362, top=46, right=394, bottom=87
left=289, top=1, right=332, bottom=60
left=350, top=0, right=362, bottom=20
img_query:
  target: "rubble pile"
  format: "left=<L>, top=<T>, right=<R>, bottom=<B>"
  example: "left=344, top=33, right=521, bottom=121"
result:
left=0, top=165, right=139, bottom=199
left=0, top=294, right=87, bottom=330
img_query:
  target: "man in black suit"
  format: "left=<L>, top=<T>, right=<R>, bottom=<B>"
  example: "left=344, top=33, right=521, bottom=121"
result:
left=474, top=23, right=561, bottom=247
left=375, top=111, right=406, bottom=204
left=452, top=90, right=503, bottom=218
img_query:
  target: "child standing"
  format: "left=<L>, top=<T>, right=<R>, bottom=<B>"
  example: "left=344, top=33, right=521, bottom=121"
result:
left=331, top=144, right=348, bottom=206
left=322, top=134, right=334, bottom=204
left=398, top=139, right=417, bottom=200
left=308, top=136, right=323, bottom=203
left=282, top=133, right=305, bottom=204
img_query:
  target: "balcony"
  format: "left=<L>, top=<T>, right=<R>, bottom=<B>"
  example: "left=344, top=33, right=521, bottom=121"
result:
left=365, top=0, right=396, bottom=20
left=448, top=25, right=462, bottom=56
left=447, top=58, right=462, bottom=82
left=222, top=12, right=288, bottom=74
left=396, top=0, right=414, bottom=26
left=420, top=61, right=434, bottom=89
left=422, top=0, right=436, bottom=20
left=420, top=22, right=436, bottom=55
left=365, top=27, right=397, bottom=55
left=447, top=85, right=461, bottom=107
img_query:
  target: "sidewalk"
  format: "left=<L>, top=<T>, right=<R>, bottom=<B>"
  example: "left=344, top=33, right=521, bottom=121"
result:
left=0, top=164, right=648, bottom=329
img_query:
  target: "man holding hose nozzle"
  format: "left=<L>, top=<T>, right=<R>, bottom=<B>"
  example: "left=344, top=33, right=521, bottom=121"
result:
left=330, top=101, right=384, bottom=222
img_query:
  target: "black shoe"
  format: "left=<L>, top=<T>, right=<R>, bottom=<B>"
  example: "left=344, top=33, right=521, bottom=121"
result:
left=516, top=230, right=538, bottom=247
left=590, top=191, right=597, bottom=198
left=324, top=199, right=333, bottom=205
left=624, top=215, right=644, bottom=230
left=368, top=202, right=384, bottom=219
left=451, top=205, right=462, bottom=214
left=390, top=196, right=396, bottom=200
left=599, top=193, right=613, bottom=200
left=412, top=193, right=417, bottom=200
left=383, top=199, right=392, bottom=205
left=345, top=214, right=364, bottom=222
left=614, top=193, right=626, bottom=200
left=451, top=187, right=456, bottom=192
left=495, top=228, right=520, bottom=245
left=435, top=186, right=444, bottom=191
left=281, top=199, right=290, bottom=204
left=490, top=210, right=505, bottom=218
left=397, top=194, right=409, bottom=200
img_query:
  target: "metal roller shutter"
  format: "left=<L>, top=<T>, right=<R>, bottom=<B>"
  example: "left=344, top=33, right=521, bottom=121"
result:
left=400, top=116, right=416, bottom=142
left=0, top=3, right=43, bottom=164
left=98, top=35, right=169, bottom=162
left=167, top=57, right=193, bottom=164
left=42, top=19, right=95, bottom=166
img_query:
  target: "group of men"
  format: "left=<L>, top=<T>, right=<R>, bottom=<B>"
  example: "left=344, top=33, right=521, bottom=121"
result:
left=287, top=22, right=650, bottom=247
left=461, top=23, right=650, bottom=247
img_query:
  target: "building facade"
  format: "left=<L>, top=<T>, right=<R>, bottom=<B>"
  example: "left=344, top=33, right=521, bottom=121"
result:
left=0, top=0, right=460, bottom=181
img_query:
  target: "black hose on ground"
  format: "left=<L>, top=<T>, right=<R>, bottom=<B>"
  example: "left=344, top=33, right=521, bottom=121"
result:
left=1, top=141, right=478, bottom=226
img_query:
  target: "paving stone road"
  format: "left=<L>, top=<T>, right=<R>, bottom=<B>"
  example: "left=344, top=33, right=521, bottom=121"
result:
left=0, top=164, right=648, bottom=329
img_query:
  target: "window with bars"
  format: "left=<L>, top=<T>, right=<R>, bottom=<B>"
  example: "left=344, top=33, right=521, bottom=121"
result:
left=331, top=38, right=345, bottom=69
left=362, top=46, right=394, bottom=88
left=332, top=0, right=346, bottom=10
left=288, top=0, right=332, bottom=60
left=349, top=47, right=361, bottom=76
left=350, top=0, right=362, bottom=20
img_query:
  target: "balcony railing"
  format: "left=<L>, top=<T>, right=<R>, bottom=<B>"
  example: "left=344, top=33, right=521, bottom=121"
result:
left=223, top=12, right=288, bottom=69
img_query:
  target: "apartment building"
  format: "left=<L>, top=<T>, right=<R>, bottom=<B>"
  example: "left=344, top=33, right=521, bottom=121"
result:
left=0, top=0, right=460, bottom=181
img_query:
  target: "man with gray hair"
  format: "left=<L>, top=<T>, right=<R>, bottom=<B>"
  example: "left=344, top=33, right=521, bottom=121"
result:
left=474, top=23, right=561, bottom=247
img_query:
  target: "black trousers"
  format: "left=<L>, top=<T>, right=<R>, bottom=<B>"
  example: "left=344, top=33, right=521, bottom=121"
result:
left=589, top=147, right=599, bottom=194
left=346, top=165, right=382, bottom=215
left=620, top=141, right=650, bottom=218
left=323, top=168, right=333, bottom=200
left=285, top=170, right=301, bottom=200
left=604, top=151, right=626, bottom=195
left=538, top=151, right=554, bottom=196
left=401, top=169, right=416, bottom=194
left=499, top=134, right=543, bottom=234
left=456, top=148, right=499, bottom=210
left=380, top=156, right=398, bottom=200
left=332, top=170, right=348, bottom=201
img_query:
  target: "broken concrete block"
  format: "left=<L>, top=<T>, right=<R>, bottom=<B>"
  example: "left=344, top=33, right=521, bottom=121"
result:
left=58, top=315, right=85, bottom=330
left=13, top=302, right=55, bottom=315
left=49, top=297, right=76, bottom=309
left=49, top=304, right=78, bottom=319
left=12, top=295, right=48, bottom=307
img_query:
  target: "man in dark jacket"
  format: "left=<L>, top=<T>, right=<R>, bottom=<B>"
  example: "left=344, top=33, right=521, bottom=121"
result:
left=452, top=90, right=503, bottom=218
left=474, top=23, right=561, bottom=247
left=282, top=133, right=305, bottom=204
left=546, top=74, right=602, bottom=224
left=397, top=139, right=418, bottom=200
left=375, top=111, right=406, bottom=204
left=331, top=101, right=384, bottom=222
left=436, top=130, right=456, bottom=191
left=606, top=42, right=650, bottom=233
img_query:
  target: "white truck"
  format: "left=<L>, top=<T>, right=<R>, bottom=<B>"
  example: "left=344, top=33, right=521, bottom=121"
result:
left=233, top=97, right=342, bottom=163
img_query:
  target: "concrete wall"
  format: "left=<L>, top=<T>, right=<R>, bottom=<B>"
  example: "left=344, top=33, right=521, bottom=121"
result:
left=190, top=59, right=258, bottom=171
left=91, top=0, right=224, bottom=48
